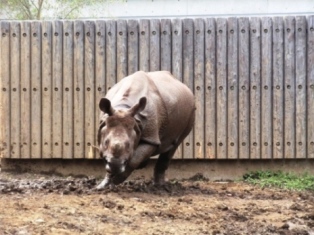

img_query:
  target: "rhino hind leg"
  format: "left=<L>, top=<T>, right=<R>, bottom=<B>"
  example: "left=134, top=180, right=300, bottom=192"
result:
left=154, top=111, right=195, bottom=185
left=154, top=147, right=177, bottom=185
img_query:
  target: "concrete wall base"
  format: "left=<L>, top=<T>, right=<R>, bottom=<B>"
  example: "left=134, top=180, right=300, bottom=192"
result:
left=1, top=158, right=314, bottom=180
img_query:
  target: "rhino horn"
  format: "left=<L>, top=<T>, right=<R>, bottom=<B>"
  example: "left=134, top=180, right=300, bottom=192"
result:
left=128, top=97, right=147, bottom=117
left=99, top=98, right=115, bottom=116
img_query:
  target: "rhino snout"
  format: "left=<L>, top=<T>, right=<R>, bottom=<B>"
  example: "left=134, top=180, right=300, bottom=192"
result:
left=106, top=159, right=128, bottom=174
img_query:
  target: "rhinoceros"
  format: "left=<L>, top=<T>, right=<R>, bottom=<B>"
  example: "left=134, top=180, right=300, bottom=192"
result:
left=96, top=71, right=195, bottom=189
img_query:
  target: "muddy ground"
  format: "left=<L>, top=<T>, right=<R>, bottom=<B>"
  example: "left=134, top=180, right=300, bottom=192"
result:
left=0, top=172, right=313, bottom=235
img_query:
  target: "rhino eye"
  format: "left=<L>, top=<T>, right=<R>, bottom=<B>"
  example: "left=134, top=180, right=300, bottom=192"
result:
left=103, top=139, right=109, bottom=148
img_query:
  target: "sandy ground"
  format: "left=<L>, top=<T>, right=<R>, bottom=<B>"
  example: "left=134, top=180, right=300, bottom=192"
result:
left=0, top=172, right=313, bottom=235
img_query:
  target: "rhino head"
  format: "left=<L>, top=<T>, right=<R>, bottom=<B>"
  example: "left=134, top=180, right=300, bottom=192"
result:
left=98, top=97, right=147, bottom=175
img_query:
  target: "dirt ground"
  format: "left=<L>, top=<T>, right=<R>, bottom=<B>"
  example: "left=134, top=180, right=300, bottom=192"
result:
left=0, top=172, right=313, bottom=235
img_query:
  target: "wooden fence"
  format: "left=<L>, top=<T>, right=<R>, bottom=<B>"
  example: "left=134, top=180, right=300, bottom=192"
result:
left=1, top=16, right=314, bottom=160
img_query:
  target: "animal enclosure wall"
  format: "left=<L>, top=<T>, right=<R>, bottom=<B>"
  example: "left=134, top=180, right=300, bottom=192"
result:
left=1, top=16, right=314, bottom=160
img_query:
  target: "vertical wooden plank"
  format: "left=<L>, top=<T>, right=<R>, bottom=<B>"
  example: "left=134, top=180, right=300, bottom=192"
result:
left=205, top=18, right=216, bottom=159
left=227, top=17, right=238, bottom=159
left=10, top=22, right=21, bottom=158
left=216, top=18, right=227, bottom=159
left=52, top=21, right=63, bottom=158
left=284, top=16, right=296, bottom=159
left=193, top=18, right=205, bottom=159
left=0, top=22, right=11, bottom=158
left=150, top=19, right=160, bottom=72
left=295, top=16, right=307, bottom=159
left=63, top=21, right=74, bottom=159
left=250, top=17, right=261, bottom=159
left=182, top=18, right=194, bottom=159
left=160, top=19, right=171, bottom=71
left=128, top=19, right=139, bottom=75
left=73, top=21, right=85, bottom=159
left=273, top=17, right=284, bottom=159
left=95, top=20, right=106, bottom=159
left=261, top=17, right=273, bottom=159
left=308, top=16, right=314, bottom=159
left=139, top=19, right=150, bottom=72
left=171, top=19, right=182, bottom=80
left=31, top=21, right=42, bottom=158
left=106, top=20, right=117, bottom=91
left=20, top=22, right=31, bottom=159
left=172, top=18, right=183, bottom=159
left=85, top=21, right=96, bottom=159
left=117, top=20, right=127, bottom=81
left=238, top=17, right=250, bottom=159
left=42, top=21, right=53, bottom=158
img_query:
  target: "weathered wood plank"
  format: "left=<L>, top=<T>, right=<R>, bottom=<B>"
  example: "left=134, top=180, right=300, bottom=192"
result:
left=182, top=18, right=194, bottom=159
left=52, top=21, right=63, bottom=158
left=139, top=19, right=150, bottom=72
left=95, top=20, right=106, bottom=158
left=284, top=16, right=296, bottom=159
left=250, top=18, right=261, bottom=159
left=238, top=17, right=250, bottom=159
left=295, top=16, right=307, bottom=159
left=128, top=19, right=139, bottom=75
left=308, top=16, right=314, bottom=159
left=205, top=18, right=216, bottom=159
left=84, top=21, right=96, bottom=159
left=194, top=18, right=205, bottom=159
left=216, top=18, right=227, bottom=159
left=171, top=18, right=183, bottom=159
left=31, top=21, right=42, bottom=158
left=160, top=19, right=171, bottom=71
left=171, top=19, right=183, bottom=80
left=0, top=21, right=11, bottom=158
left=117, top=20, right=127, bottom=81
left=150, top=19, right=160, bottom=72
left=63, top=21, right=74, bottom=159
left=261, top=17, right=273, bottom=159
left=106, top=20, right=117, bottom=91
left=73, top=21, right=85, bottom=159
left=41, top=21, right=53, bottom=158
left=272, top=17, right=284, bottom=159
left=10, top=22, right=21, bottom=158
left=20, top=22, right=31, bottom=159
left=227, top=17, right=238, bottom=159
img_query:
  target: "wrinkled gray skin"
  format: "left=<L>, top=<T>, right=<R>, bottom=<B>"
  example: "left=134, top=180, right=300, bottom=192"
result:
left=96, top=71, right=195, bottom=189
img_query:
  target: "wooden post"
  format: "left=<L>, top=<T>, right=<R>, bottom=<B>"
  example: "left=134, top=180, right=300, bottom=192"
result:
left=238, top=17, right=250, bottom=159
left=261, top=17, right=273, bottom=159
left=205, top=18, right=216, bottom=159
left=73, top=21, right=85, bottom=159
left=227, top=17, right=239, bottom=159
left=284, top=16, right=296, bottom=159
left=10, top=21, right=21, bottom=159
left=272, top=17, right=284, bottom=159
left=216, top=18, right=227, bottom=159
left=295, top=16, right=307, bottom=159
left=31, top=21, right=42, bottom=158
left=42, top=21, right=53, bottom=158
left=182, top=18, right=194, bottom=159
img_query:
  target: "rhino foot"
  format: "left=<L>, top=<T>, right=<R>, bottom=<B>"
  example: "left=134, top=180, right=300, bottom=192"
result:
left=154, top=173, right=167, bottom=185
left=96, top=176, right=112, bottom=190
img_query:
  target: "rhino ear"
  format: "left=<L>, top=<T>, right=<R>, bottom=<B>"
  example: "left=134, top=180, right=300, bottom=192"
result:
left=129, top=97, right=147, bottom=116
left=99, top=98, right=115, bottom=116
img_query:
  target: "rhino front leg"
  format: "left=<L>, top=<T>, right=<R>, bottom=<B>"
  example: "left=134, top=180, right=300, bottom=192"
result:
left=96, top=173, right=112, bottom=190
left=128, top=143, right=157, bottom=169
left=110, top=143, right=157, bottom=185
